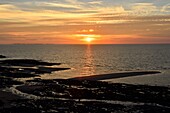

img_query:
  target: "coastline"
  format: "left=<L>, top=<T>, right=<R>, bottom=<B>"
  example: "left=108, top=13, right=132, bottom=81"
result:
left=69, top=71, right=161, bottom=80
left=0, top=55, right=170, bottom=112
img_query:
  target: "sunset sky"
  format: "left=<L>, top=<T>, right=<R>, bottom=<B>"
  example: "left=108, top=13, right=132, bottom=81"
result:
left=0, top=0, right=170, bottom=44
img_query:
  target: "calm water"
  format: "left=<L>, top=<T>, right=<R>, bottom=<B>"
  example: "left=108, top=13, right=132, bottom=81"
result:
left=0, top=44, right=170, bottom=86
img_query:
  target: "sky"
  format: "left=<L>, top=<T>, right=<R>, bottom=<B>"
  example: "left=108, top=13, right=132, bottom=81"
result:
left=0, top=0, right=170, bottom=44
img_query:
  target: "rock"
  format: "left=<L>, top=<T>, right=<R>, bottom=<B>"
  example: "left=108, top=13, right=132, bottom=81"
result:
left=16, top=79, right=170, bottom=107
left=0, top=55, right=6, bottom=58
left=1, top=98, right=170, bottom=113
left=0, top=100, right=4, bottom=107
left=0, top=73, right=39, bottom=78
left=0, top=76, right=23, bottom=88
left=0, top=59, right=70, bottom=78
left=0, top=59, right=61, bottom=67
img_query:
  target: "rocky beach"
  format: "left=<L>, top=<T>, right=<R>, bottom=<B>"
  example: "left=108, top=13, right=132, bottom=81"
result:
left=0, top=55, right=170, bottom=113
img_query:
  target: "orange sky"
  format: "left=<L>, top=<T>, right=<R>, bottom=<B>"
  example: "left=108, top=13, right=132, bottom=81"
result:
left=0, top=0, right=170, bottom=44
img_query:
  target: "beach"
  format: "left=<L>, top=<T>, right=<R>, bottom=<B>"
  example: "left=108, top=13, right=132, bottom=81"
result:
left=0, top=55, right=170, bottom=112
left=1, top=0, right=170, bottom=111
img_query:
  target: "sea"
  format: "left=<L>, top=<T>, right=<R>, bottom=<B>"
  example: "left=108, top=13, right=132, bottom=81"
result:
left=0, top=44, right=170, bottom=86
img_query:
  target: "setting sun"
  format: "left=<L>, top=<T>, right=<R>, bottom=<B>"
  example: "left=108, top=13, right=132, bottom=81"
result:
left=84, top=37, right=95, bottom=43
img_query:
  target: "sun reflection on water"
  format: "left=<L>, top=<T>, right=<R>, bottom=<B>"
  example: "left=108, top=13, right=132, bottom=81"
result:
left=80, top=45, right=95, bottom=75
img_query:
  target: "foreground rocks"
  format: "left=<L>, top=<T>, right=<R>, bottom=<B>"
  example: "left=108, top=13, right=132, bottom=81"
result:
left=0, top=55, right=6, bottom=58
left=1, top=98, right=170, bottom=113
left=0, top=66, right=70, bottom=78
left=17, top=79, right=170, bottom=107
left=0, top=59, right=61, bottom=67
left=0, top=78, right=170, bottom=113
left=0, top=56, right=170, bottom=112
left=0, top=59, right=70, bottom=78
left=0, top=76, right=23, bottom=88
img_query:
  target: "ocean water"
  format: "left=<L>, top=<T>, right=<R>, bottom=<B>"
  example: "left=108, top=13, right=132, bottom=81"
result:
left=0, top=44, right=170, bottom=86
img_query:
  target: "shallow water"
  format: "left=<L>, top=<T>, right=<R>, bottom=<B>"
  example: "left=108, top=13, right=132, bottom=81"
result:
left=0, top=44, right=170, bottom=86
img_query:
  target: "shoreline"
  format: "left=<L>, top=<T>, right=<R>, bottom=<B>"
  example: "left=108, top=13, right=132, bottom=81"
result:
left=70, top=71, right=161, bottom=81
left=0, top=55, right=170, bottom=112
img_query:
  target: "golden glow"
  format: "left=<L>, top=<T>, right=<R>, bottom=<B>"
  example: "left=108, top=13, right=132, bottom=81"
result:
left=89, top=29, right=94, bottom=32
left=74, top=33, right=101, bottom=44
left=0, top=1, right=170, bottom=44
left=84, top=37, right=95, bottom=43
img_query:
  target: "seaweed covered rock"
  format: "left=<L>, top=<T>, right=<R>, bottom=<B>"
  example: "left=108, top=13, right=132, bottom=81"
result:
left=1, top=99, right=170, bottom=113
left=0, top=76, right=23, bottom=88
left=17, top=79, right=170, bottom=107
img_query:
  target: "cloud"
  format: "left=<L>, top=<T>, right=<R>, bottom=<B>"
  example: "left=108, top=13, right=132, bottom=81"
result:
left=92, top=6, right=126, bottom=14
left=65, top=0, right=83, bottom=5
left=38, top=2, right=80, bottom=9
left=161, top=4, right=170, bottom=12
left=130, top=3, right=159, bottom=15
left=0, top=4, right=18, bottom=11
left=0, top=0, right=170, bottom=44
left=0, top=31, right=61, bottom=36
left=88, top=1, right=103, bottom=5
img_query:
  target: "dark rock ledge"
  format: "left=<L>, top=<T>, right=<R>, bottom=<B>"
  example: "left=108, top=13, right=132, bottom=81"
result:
left=0, top=59, right=70, bottom=78
left=0, top=59, right=61, bottom=67
left=1, top=78, right=170, bottom=113
left=0, top=55, right=6, bottom=58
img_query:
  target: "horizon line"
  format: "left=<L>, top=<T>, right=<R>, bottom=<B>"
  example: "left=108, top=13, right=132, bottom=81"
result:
left=0, top=43, right=170, bottom=45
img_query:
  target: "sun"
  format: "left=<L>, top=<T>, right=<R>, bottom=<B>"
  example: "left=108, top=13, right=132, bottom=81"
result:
left=84, top=37, right=94, bottom=43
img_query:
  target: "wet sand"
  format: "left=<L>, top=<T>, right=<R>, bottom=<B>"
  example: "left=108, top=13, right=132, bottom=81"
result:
left=70, top=71, right=161, bottom=80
